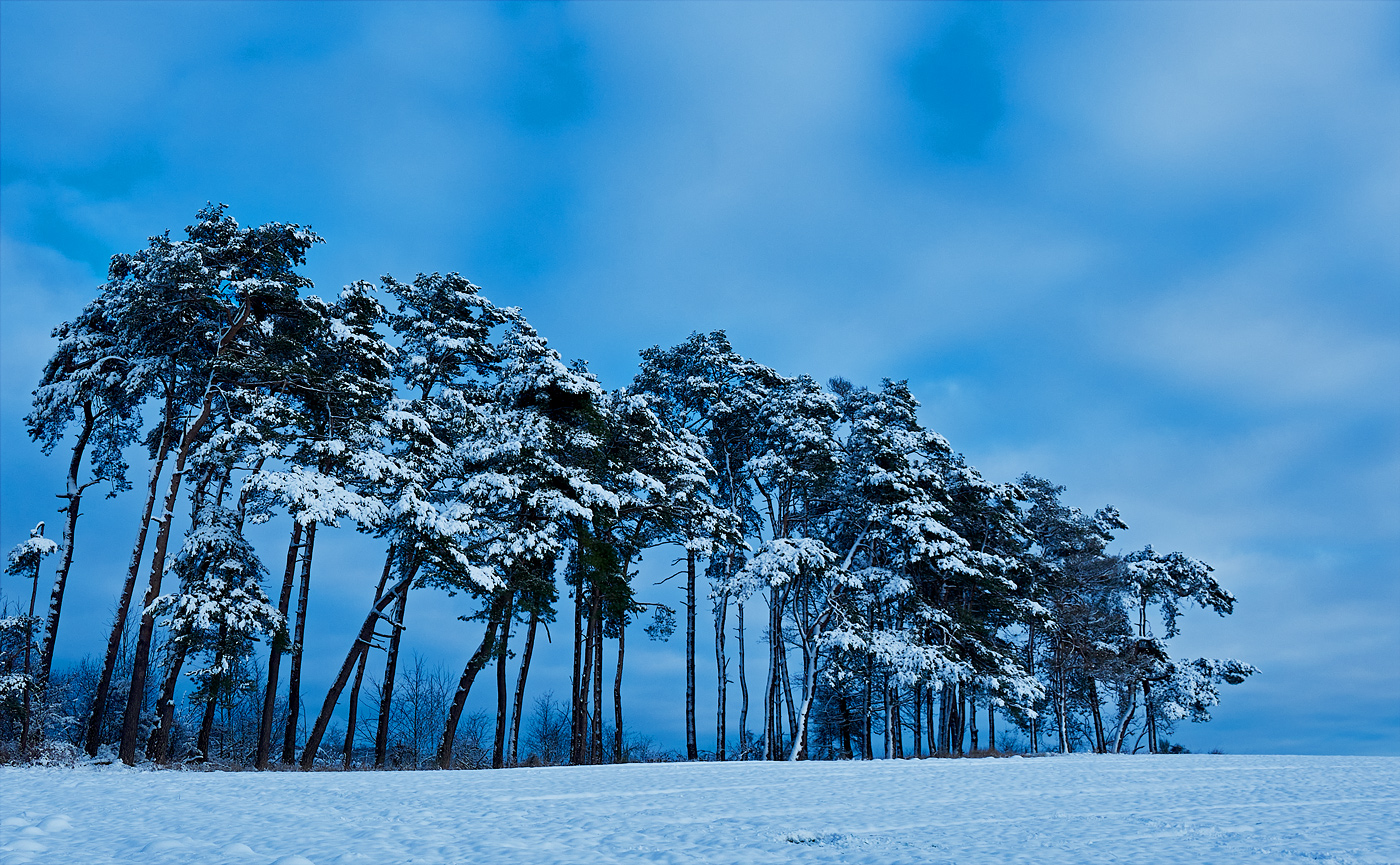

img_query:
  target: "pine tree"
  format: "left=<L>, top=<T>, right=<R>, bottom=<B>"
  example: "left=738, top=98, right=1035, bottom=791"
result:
left=113, top=205, right=321, bottom=765
left=4, top=524, right=59, bottom=752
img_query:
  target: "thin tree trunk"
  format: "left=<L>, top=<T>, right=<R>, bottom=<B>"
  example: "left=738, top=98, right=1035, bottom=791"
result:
left=613, top=617, right=625, bottom=763
left=969, top=692, right=979, bottom=752
left=1114, top=688, right=1137, bottom=754
left=685, top=549, right=698, bottom=761
left=344, top=548, right=394, bottom=770
left=282, top=520, right=317, bottom=765
left=1028, top=621, right=1039, bottom=753
left=492, top=595, right=515, bottom=768
left=299, top=567, right=416, bottom=770
left=20, top=568, right=41, bottom=752
left=374, top=575, right=409, bottom=767
left=507, top=609, right=538, bottom=768
left=591, top=581, right=604, bottom=765
left=197, top=629, right=227, bottom=762
left=197, top=674, right=219, bottom=762
left=1142, top=680, right=1158, bottom=754
left=39, top=402, right=94, bottom=685
left=571, top=578, right=586, bottom=764
left=437, top=595, right=505, bottom=769
left=913, top=682, right=924, bottom=757
left=1088, top=677, right=1106, bottom=754
left=86, top=373, right=176, bottom=757
left=147, top=640, right=189, bottom=763
left=787, top=639, right=821, bottom=761
left=256, top=520, right=302, bottom=769
left=121, top=309, right=253, bottom=764
left=837, top=693, right=853, bottom=760
left=988, top=701, right=997, bottom=752
left=736, top=601, right=748, bottom=758
left=714, top=589, right=728, bottom=761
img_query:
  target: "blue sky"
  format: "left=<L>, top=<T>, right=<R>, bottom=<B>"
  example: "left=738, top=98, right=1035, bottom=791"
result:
left=2, top=1, right=1396, bottom=756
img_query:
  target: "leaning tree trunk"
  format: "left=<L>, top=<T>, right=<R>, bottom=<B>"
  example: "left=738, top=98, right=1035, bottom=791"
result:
left=685, top=549, right=698, bottom=761
left=437, top=595, right=505, bottom=769
left=39, top=401, right=94, bottom=686
left=299, top=562, right=417, bottom=771
left=121, top=310, right=252, bottom=765
left=344, top=546, right=394, bottom=769
left=86, top=374, right=176, bottom=757
left=280, top=520, right=318, bottom=764
left=492, top=595, right=515, bottom=769
left=506, top=608, right=539, bottom=767
left=374, top=576, right=409, bottom=768
left=147, top=640, right=189, bottom=764
left=256, top=521, right=302, bottom=769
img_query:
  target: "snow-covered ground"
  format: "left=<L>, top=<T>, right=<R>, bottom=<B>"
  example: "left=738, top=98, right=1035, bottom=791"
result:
left=2, top=754, right=1397, bottom=864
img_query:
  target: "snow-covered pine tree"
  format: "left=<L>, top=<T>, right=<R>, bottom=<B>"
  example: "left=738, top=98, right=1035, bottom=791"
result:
left=238, top=280, right=396, bottom=768
left=298, top=272, right=516, bottom=770
left=4, top=524, right=59, bottom=752
left=112, top=205, right=321, bottom=765
left=146, top=507, right=281, bottom=762
left=633, top=331, right=770, bottom=760
left=1118, top=545, right=1250, bottom=753
left=25, top=296, right=148, bottom=692
left=722, top=373, right=841, bottom=760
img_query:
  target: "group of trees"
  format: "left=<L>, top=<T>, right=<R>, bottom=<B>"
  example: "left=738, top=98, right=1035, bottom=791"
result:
left=0, top=207, right=1254, bottom=768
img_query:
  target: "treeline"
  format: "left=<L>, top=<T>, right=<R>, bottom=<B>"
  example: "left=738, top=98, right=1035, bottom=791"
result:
left=0, top=206, right=1254, bottom=768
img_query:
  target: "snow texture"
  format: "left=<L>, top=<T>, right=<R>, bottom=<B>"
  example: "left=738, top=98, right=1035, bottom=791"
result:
left=2, top=755, right=1397, bottom=864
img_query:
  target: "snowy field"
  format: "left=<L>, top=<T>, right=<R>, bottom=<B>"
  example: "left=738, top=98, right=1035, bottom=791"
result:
left=3, top=755, right=1398, bottom=865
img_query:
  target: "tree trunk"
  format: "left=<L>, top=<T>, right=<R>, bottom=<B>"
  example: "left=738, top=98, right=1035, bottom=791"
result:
left=86, top=373, right=176, bottom=757
left=506, top=609, right=538, bottom=768
left=1088, top=677, right=1106, bottom=754
left=591, top=581, right=604, bottom=765
left=714, top=589, right=728, bottom=761
left=571, top=579, right=586, bottom=764
left=437, top=594, right=505, bottom=769
left=20, top=568, right=41, bottom=752
left=736, top=601, right=748, bottom=758
left=787, top=639, right=821, bottom=761
left=342, top=545, right=394, bottom=769
left=912, top=682, right=924, bottom=757
left=492, top=595, right=515, bottom=768
left=1114, top=688, right=1137, bottom=754
left=120, top=310, right=253, bottom=765
left=39, top=402, right=94, bottom=685
left=299, top=567, right=416, bottom=771
left=988, top=700, right=997, bottom=752
left=685, top=549, right=698, bottom=761
left=196, top=629, right=227, bottom=762
left=1027, top=621, right=1039, bottom=753
left=147, top=640, right=189, bottom=764
left=282, top=520, right=317, bottom=765
left=197, top=672, right=220, bottom=763
left=256, top=521, right=302, bottom=769
left=613, top=617, right=626, bottom=763
left=1142, top=679, right=1158, bottom=754
left=837, top=693, right=853, bottom=760
left=374, top=573, right=408, bottom=768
